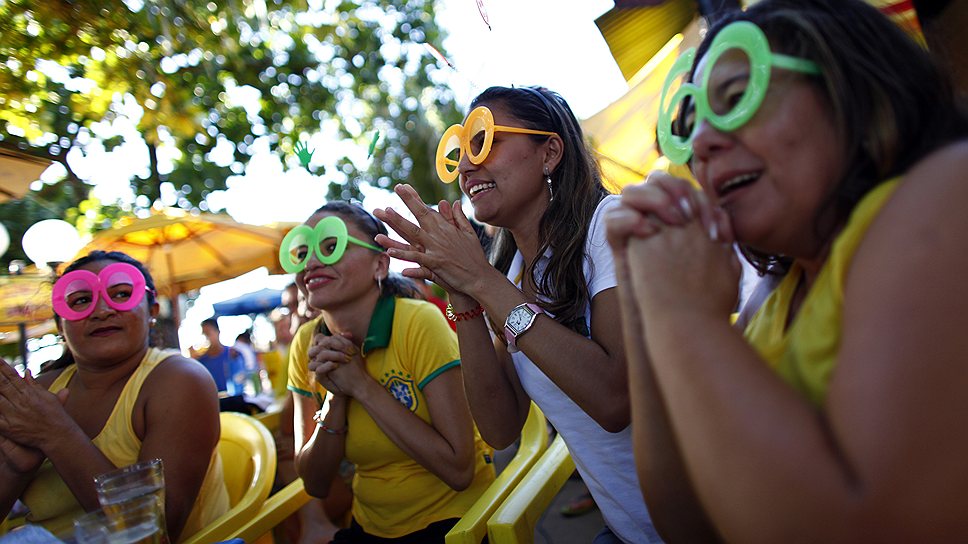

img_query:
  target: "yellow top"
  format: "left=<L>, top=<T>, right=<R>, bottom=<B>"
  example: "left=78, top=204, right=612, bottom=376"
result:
left=289, top=296, right=495, bottom=538
left=21, top=347, right=230, bottom=539
left=262, top=347, right=289, bottom=398
left=744, top=179, right=900, bottom=405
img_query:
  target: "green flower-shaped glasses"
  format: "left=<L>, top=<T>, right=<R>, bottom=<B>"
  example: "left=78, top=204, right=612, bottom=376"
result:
left=657, top=21, right=822, bottom=164
left=279, top=216, right=383, bottom=273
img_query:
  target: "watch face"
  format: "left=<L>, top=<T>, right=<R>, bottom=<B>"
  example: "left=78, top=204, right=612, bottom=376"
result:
left=508, top=306, right=535, bottom=333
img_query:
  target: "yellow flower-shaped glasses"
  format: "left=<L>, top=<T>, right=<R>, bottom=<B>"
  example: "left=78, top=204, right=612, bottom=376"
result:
left=436, top=106, right=559, bottom=183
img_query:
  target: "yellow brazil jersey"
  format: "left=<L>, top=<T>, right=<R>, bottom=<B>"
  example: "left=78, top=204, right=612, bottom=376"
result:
left=288, top=296, right=495, bottom=538
left=744, top=179, right=900, bottom=406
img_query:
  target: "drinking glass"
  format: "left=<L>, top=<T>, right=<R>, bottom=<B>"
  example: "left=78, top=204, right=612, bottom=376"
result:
left=93, top=459, right=167, bottom=543
left=73, top=496, right=164, bottom=544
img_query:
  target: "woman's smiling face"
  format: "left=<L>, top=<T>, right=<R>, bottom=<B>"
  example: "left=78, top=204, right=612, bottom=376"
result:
left=689, top=48, right=846, bottom=260
left=295, top=211, right=386, bottom=312
left=457, top=101, right=555, bottom=229
left=60, top=259, right=157, bottom=365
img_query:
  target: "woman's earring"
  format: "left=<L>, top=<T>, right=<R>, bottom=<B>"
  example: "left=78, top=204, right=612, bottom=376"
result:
left=544, top=166, right=554, bottom=201
left=377, top=276, right=383, bottom=293
left=149, top=317, right=157, bottom=327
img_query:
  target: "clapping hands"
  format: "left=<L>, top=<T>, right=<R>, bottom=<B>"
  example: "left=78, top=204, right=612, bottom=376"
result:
left=0, top=362, right=69, bottom=473
left=373, top=184, right=493, bottom=300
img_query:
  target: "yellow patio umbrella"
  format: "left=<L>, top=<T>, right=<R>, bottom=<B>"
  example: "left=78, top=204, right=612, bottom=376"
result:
left=0, top=145, right=52, bottom=202
left=69, top=208, right=293, bottom=325
left=0, top=272, right=54, bottom=330
left=582, top=17, right=702, bottom=190
left=0, top=271, right=57, bottom=362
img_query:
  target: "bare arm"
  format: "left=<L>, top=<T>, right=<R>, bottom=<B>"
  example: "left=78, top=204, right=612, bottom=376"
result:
left=449, top=299, right=531, bottom=449
left=293, top=392, right=347, bottom=498
left=318, top=332, right=479, bottom=490
left=630, top=143, right=968, bottom=542
left=137, top=357, right=222, bottom=542
left=0, top=437, right=42, bottom=520
left=376, top=185, right=630, bottom=431
left=0, top=364, right=116, bottom=514
left=607, top=203, right=722, bottom=543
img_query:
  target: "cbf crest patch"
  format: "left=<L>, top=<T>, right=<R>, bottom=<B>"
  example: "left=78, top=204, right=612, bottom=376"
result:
left=382, top=369, right=418, bottom=411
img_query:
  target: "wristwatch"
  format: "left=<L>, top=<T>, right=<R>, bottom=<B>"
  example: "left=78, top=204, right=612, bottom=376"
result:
left=503, top=302, right=545, bottom=353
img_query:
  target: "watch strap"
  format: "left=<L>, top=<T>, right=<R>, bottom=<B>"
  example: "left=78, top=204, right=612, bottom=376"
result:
left=504, top=302, right=544, bottom=353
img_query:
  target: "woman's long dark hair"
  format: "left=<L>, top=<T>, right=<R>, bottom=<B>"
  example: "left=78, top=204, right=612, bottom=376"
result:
left=472, top=86, right=607, bottom=335
left=312, top=201, right=422, bottom=300
left=43, top=251, right=158, bottom=374
left=690, top=0, right=968, bottom=274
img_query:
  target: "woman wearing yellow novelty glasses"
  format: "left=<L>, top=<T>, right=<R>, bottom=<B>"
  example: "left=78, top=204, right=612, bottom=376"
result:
left=607, top=0, right=968, bottom=541
left=376, top=86, right=662, bottom=543
left=285, top=202, right=494, bottom=543
left=436, top=105, right=558, bottom=184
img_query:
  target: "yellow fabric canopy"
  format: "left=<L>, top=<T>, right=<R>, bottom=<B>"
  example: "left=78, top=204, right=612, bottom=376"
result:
left=0, top=146, right=51, bottom=202
left=70, top=208, right=293, bottom=296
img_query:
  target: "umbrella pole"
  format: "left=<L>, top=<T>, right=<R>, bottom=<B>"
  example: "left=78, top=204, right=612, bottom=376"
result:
left=170, top=289, right=181, bottom=330
left=17, top=322, right=27, bottom=370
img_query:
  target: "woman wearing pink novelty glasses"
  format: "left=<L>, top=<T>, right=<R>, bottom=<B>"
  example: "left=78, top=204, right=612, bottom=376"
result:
left=0, top=251, right=229, bottom=542
left=607, top=0, right=968, bottom=541
left=285, top=202, right=494, bottom=543
left=374, top=86, right=661, bottom=543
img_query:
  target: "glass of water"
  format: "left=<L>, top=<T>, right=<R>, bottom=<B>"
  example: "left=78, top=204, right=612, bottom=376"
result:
left=73, top=495, right=164, bottom=544
left=92, top=459, right=167, bottom=543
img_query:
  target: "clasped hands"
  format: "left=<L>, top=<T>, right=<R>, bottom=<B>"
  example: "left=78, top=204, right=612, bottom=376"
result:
left=605, top=171, right=742, bottom=317
left=0, top=359, right=69, bottom=474
left=307, top=332, right=369, bottom=399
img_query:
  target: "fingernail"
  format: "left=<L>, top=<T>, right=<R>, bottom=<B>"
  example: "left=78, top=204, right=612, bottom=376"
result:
left=678, top=197, right=692, bottom=219
left=709, top=222, right=719, bottom=241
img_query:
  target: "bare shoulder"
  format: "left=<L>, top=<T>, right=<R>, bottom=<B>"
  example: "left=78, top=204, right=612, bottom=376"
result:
left=886, top=140, right=968, bottom=209
left=860, top=141, right=968, bottom=252
left=34, top=367, right=65, bottom=388
left=144, top=353, right=219, bottom=398
left=843, top=139, right=968, bottom=348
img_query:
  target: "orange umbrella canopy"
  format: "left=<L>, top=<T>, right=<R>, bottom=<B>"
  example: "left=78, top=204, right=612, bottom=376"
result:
left=0, top=146, right=52, bottom=202
left=0, top=271, right=56, bottom=345
left=70, top=208, right=292, bottom=296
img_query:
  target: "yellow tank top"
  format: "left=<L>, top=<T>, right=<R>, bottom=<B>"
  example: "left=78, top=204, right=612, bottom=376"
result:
left=21, top=347, right=229, bottom=540
left=744, top=179, right=900, bottom=406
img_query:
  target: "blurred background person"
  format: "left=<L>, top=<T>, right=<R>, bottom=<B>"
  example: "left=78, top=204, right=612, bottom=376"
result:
left=194, top=317, right=246, bottom=397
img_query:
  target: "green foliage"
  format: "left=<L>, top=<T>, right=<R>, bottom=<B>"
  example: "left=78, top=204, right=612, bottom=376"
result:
left=0, top=0, right=464, bottom=219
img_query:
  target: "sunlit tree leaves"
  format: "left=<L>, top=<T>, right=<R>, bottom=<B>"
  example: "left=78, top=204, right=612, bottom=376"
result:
left=0, top=0, right=463, bottom=227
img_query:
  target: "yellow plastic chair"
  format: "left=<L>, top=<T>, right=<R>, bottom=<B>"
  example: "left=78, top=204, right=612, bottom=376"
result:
left=253, top=402, right=284, bottom=434
left=486, top=434, right=576, bottom=544
left=183, top=412, right=277, bottom=544
left=445, top=402, right=549, bottom=544
left=227, top=477, right=312, bottom=544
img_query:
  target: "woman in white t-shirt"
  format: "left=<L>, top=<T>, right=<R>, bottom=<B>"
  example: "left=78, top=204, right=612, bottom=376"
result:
left=374, top=86, right=662, bottom=544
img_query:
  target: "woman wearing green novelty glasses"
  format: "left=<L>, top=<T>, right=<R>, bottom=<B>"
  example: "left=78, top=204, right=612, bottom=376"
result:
left=286, top=202, right=495, bottom=543
left=375, top=86, right=662, bottom=543
left=0, top=251, right=229, bottom=542
left=607, top=0, right=968, bottom=541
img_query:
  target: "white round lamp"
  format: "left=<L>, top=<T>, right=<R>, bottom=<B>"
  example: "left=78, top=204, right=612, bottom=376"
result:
left=0, top=222, right=9, bottom=257
left=22, top=219, right=82, bottom=266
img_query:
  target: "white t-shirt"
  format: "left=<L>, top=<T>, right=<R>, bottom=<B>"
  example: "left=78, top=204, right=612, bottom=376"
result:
left=506, top=195, right=662, bottom=543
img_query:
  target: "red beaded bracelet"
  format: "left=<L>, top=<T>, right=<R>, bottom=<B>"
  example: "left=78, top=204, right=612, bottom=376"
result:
left=446, top=303, right=485, bottom=322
